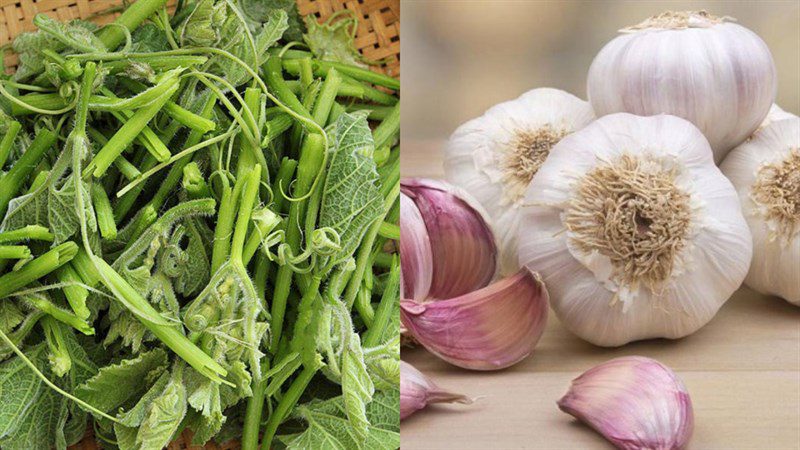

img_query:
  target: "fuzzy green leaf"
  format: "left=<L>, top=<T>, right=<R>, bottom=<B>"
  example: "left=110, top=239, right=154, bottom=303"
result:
left=115, top=365, right=187, bottom=450
left=136, top=365, right=187, bottom=450
left=0, top=346, right=44, bottom=439
left=0, top=346, right=67, bottom=450
left=0, top=378, right=68, bottom=450
left=11, top=18, right=100, bottom=81
left=178, top=0, right=227, bottom=47
left=318, top=112, right=382, bottom=268
left=238, top=0, right=303, bottom=41
left=304, top=13, right=366, bottom=68
left=130, top=23, right=170, bottom=53
left=255, top=9, right=289, bottom=55
left=0, top=303, right=25, bottom=334
left=364, top=337, right=400, bottom=392
left=0, top=132, right=97, bottom=244
left=74, top=348, right=168, bottom=414
left=341, top=333, right=374, bottom=444
left=278, top=390, right=400, bottom=450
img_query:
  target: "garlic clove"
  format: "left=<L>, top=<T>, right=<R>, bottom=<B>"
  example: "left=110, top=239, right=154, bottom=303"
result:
left=444, top=88, right=594, bottom=275
left=400, top=192, right=434, bottom=300
left=558, top=356, right=694, bottom=450
left=400, top=268, right=549, bottom=371
left=401, top=178, right=497, bottom=300
left=400, top=360, right=472, bottom=420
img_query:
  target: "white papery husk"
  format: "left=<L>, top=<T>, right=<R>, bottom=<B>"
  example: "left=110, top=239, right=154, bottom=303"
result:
left=759, top=104, right=796, bottom=131
left=518, top=113, right=752, bottom=346
left=720, top=116, right=800, bottom=305
left=587, top=11, right=777, bottom=163
left=445, top=88, right=594, bottom=275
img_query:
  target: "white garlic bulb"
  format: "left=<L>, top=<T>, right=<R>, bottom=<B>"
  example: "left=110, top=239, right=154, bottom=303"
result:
left=444, top=88, right=594, bottom=275
left=518, top=113, right=752, bottom=346
left=721, top=116, right=800, bottom=305
left=587, top=10, right=777, bottom=163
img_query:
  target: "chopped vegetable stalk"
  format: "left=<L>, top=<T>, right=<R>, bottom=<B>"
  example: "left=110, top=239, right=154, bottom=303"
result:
left=91, top=183, right=117, bottom=239
left=146, top=93, right=217, bottom=212
left=103, top=55, right=208, bottom=74
left=363, top=256, right=400, bottom=346
left=269, top=133, right=325, bottom=353
left=0, top=120, right=22, bottom=169
left=373, top=102, right=401, bottom=149
left=32, top=295, right=93, bottom=336
left=280, top=52, right=400, bottom=90
left=85, top=75, right=180, bottom=177
left=0, top=242, right=78, bottom=298
left=378, top=221, right=400, bottom=240
left=0, top=245, right=31, bottom=260
left=181, top=162, right=211, bottom=199
left=0, top=225, right=54, bottom=243
left=56, top=263, right=90, bottom=319
left=0, top=129, right=57, bottom=217
left=90, top=256, right=228, bottom=383
left=263, top=57, right=314, bottom=128
left=312, top=68, right=342, bottom=126
left=95, top=0, right=169, bottom=50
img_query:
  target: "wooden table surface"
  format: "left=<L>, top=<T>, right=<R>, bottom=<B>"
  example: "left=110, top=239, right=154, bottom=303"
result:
left=400, top=139, right=800, bottom=450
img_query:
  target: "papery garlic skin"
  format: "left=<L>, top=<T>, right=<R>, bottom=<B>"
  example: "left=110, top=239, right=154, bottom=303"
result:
left=758, top=104, right=796, bottom=131
left=400, top=268, right=548, bottom=370
left=400, top=192, right=433, bottom=300
left=518, top=113, right=752, bottom=346
left=444, top=88, right=594, bottom=275
left=401, top=178, right=497, bottom=300
left=558, top=356, right=693, bottom=450
left=588, top=11, right=777, bottom=163
left=721, top=117, right=800, bottom=305
left=400, top=361, right=472, bottom=420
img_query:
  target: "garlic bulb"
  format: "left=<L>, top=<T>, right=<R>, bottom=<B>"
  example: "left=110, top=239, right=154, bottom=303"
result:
left=400, top=268, right=549, bottom=370
left=518, top=113, right=752, bottom=346
left=444, top=88, right=594, bottom=274
left=558, top=356, right=694, bottom=450
left=587, top=10, right=777, bottom=163
left=401, top=178, right=497, bottom=300
left=400, top=360, right=472, bottom=420
left=721, top=117, right=800, bottom=305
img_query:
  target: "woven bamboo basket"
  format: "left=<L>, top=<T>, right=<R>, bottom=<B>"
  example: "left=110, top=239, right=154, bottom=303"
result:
left=0, top=0, right=399, bottom=448
left=1, top=0, right=400, bottom=77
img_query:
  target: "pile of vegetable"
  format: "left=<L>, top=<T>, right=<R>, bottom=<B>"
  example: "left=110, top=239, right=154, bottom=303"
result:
left=400, top=9, right=797, bottom=450
left=0, top=0, right=400, bottom=449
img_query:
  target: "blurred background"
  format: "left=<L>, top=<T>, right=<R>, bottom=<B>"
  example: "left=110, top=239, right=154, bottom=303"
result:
left=400, top=0, right=800, bottom=177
